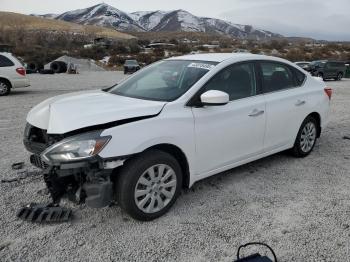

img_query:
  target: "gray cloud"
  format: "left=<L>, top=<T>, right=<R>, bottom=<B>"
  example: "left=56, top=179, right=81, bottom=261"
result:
left=220, top=0, right=350, bottom=40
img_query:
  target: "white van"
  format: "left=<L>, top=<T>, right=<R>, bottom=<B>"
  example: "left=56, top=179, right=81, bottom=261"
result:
left=0, top=52, right=30, bottom=96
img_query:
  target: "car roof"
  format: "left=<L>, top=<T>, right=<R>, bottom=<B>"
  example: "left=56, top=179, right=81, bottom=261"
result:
left=166, top=53, right=290, bottom=64
left=0, top=52, right=13, bottom=57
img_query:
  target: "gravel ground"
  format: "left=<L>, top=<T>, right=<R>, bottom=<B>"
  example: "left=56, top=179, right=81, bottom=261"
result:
left=0, top=72, right=349, bottom=262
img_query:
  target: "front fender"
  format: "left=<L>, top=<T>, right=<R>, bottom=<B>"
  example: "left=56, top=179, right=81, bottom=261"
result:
left=99, top=105, right=196, bottom=175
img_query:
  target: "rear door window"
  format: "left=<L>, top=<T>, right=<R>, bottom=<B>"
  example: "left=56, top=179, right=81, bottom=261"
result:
left=291, top=67, right=306, bottom=86
left=0, top=55, right=15, bottom=67
left=260, top=62, right=297, bottom=93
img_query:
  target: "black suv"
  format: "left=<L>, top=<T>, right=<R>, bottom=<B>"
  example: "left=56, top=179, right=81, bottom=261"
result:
left=309, top=60, right=346, bottom=81
left=123, top=60, right=140, bottom=74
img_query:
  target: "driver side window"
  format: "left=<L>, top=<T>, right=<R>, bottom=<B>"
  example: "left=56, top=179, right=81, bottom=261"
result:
left=202, top=63, right=257, bottom=101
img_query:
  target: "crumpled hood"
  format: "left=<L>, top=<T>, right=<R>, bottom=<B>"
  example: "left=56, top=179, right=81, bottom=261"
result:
left=26, top=90, right=166, bottom=134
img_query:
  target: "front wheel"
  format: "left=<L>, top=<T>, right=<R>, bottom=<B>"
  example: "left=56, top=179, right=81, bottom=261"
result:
left=116, top=150, right=182, bottom=221
left=291, top=116, right=318, bottom=157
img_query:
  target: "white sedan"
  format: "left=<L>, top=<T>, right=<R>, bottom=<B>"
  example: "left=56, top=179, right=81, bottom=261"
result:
left=24, top=53, right=331, bottom=221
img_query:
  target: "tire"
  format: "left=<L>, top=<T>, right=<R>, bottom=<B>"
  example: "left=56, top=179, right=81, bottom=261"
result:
left=317, top=72, right=324, bottom=80
left=116, top=149, right=182, bottom=221
left=336, top=72, right=343, bottom=81
left=26, top=69, right=36, bottom=74
left=27, top=63, right=37, bottom=71
left=0, top=79, right=11, bottom=96
left=50, top=61, right=67, bottom=73
left=27, top=62, right=44, bottom=72
left=291, top=116, right=318, bottom=158
left=39, top=69, right=55, bottom=74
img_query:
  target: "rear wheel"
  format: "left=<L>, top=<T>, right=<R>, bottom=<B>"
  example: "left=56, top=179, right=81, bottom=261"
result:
left=336, top=72, right=343, bottom=81
left=116, top=150, right=182, bottom=221
left=291, top=116, right=318, bottom=157
left=0, top=80, right=11, bottom=96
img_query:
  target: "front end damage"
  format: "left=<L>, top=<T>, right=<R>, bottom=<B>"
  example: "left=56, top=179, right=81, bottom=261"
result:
left=20, top=123, right=125, bottom=222
left=41, top=158, right=115, bottom=208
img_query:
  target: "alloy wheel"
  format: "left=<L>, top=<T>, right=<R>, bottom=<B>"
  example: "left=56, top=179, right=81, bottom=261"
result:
left=300, top=122, right=316, bottom=153
left=134, top=164, right=177, bottom=214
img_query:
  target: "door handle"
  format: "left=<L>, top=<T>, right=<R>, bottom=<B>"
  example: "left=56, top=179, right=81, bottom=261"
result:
left=295, top=100, right=306, bottom=106
left=249, top=109, right=265, bottom=117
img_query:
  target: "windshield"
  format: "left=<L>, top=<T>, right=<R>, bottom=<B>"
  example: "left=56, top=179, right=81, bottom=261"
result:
left=310, top=61, right=325, bottom=67
left=125, top=60, right=138, bottom=66
left=109, top=60, right=218, bottom=101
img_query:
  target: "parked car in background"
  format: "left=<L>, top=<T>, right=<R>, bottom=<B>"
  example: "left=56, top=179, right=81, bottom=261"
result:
left=124, top=60, right=140, bottom=74
left=24, top=53, right=331, bottom=221
left=0, top=52, right=29, bottom=96
left=309, top=60, right=346, bottom=81
left=345, top=61, right=350, bottom=78
left=295, top=61, right=311, bottom=71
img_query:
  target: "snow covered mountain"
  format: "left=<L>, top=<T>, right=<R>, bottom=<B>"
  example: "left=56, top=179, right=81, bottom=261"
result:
left=51, top=3, right=282, bottom=39
left=55, top=4, right=144, bottom=31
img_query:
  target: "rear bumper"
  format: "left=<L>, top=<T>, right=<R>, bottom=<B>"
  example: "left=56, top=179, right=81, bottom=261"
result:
left=12, top=77, right=30, bottom=88
left=124, top=67, right=140, bottom=73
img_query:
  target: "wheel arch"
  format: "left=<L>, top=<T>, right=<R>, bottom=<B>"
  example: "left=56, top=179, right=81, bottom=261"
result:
left=0, top=77, right=12, bottom=88
left=144, top=143, right=191, bottom=189
left=306, top=112, right=321, bottom=138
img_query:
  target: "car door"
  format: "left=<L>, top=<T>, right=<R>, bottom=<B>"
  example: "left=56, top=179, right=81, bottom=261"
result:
left=0, top=54, right=15, bottom=79
left=191, top=62, right=266, bottom=175
left=323, top=62, right=332, bottom=78
left=259, top=61, right=309, bottom=152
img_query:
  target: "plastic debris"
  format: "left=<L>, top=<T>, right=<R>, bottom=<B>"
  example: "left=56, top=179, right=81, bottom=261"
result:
left=17, top=203, right=73, bottom=223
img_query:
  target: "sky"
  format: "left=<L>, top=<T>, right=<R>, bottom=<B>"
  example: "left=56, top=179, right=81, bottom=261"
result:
left=1, top=0, right=349, bottom=41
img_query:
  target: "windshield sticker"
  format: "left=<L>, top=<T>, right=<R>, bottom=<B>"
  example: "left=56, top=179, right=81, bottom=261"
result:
left=188, top=63, right=215, bottom=70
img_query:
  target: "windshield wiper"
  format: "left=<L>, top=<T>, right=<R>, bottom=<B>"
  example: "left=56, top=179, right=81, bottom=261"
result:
left=102, top=85, right=116, bottom=92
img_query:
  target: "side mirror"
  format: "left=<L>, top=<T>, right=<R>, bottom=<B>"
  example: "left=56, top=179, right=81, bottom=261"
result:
left=200, top=90, right=229, bottom=106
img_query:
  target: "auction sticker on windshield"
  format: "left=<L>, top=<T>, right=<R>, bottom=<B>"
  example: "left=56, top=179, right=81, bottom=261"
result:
left=188, top=63, right=215, bottom=70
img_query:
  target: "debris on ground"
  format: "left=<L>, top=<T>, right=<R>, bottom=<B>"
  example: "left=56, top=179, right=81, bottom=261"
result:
left=39, top=69, right=55, bottom=75
left=11, top=162, right=24, bottom=170
left=37, top=188, right=50, bottom=196
left=1, top=170, right=42, bottom=184
left=17, top=203, right=73, bottom=223
left=0, top=241, right=12, bottom=252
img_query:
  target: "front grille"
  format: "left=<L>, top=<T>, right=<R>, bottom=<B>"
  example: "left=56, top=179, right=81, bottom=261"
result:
left=30, top=154, right=49, bottom=169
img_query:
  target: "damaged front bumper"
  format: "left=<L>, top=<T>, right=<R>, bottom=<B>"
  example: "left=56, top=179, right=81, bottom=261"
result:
left=31, top=154, right=124, bottom=208
left=23, top=123, right=125, bottom=209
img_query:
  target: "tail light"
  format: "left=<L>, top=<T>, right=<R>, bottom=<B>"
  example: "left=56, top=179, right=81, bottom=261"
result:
left=16, top=67, right=26, bottom=76
left=324, top=87, right=332, bottom=100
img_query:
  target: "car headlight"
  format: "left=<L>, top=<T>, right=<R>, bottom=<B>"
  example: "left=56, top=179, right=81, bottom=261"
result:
left=41, top=131, right=111, bottom=163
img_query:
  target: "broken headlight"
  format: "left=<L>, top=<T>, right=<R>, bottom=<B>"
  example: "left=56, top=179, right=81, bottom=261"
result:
left=41, top=131, right=111, bottom=163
